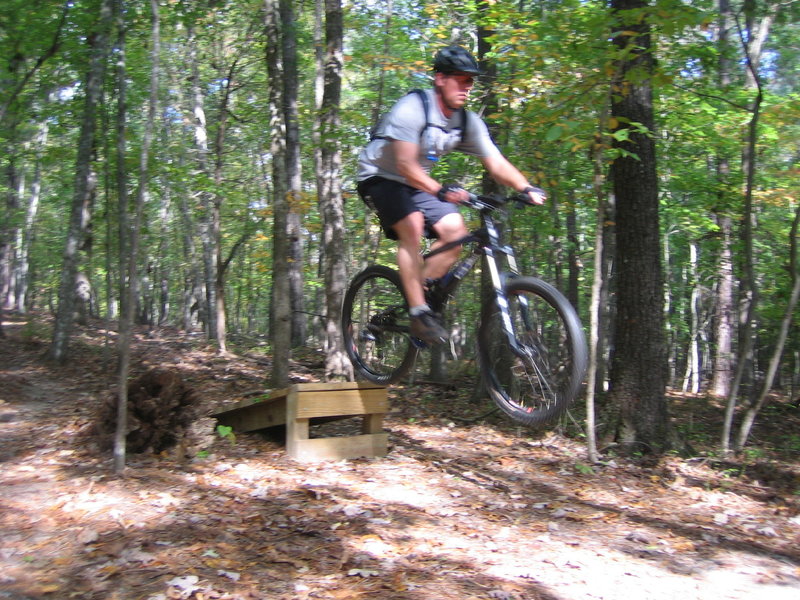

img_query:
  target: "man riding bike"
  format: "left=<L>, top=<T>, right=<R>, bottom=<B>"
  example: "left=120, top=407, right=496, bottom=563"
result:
left=357, top=45, right=545, bottom=345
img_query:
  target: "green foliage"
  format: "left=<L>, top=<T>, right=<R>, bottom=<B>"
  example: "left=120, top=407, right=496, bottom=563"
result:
left=216, top=425, right=236, bottom=445
left=1, top=0, right=797, bottom=430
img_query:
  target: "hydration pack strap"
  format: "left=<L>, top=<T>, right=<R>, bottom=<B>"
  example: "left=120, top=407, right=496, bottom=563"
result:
left=370, top=89, right=467, bottom=143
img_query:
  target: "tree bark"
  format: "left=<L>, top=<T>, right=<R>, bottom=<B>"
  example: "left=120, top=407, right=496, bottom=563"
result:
left=607, top=0, right=671, bottom=454
left=48, top=0, right=114, bottom=363
left=736, top=203, right=800, bottom=450
left=316, top=0, right=352, bottom=381
left=187, top=21, right=219, bottom=345
left=113, top=0, right=131, bottom=474
left=712, top=214, right=735, bottom=396
left=114, top=0, right=159, bottom=474
left=721, top=1, right=776, bottom=454
left=711, top=0, right=735, bottom=398
left=586, top=111, right=612, bottom=463
left=280, top=0, right=306, bottom=349
left=1, top=118, right=22, bottom=311
left=15, top=121, right=47, bottom=313
left=682, top=243, right=701, bottom=394
left=264, top=0, right=291, bottom=388
left=210, top=57, right=242, bottom=355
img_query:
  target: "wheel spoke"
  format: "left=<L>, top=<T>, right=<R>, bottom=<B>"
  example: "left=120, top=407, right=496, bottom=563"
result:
left=342, top=266, right=416, bottom=384
left=479, top=277, right=587, bottom=426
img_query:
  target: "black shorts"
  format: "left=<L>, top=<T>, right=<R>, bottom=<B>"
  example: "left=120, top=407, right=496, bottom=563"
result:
left=357, top=177, right=458, bottom=241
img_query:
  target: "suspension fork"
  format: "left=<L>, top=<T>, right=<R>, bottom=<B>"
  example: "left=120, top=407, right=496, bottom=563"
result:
left=481, top=214, right=531, bottom=359
left=483, top=247, right=522, bottom=354
left=497, top=239, right=535, bottom=334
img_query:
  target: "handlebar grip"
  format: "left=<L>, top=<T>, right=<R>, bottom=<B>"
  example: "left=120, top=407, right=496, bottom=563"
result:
left=461, top=192, right=541, bottom=210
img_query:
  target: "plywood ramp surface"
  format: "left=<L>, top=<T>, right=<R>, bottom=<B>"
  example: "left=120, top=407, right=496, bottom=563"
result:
left=213, top=382, right=389, bottom=461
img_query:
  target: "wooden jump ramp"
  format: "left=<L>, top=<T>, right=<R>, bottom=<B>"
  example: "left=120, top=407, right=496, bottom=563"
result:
left=212, top=382, right=389, bottom=461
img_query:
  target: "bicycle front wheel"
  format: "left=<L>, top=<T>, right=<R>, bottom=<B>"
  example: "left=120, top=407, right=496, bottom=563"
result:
left=478, top=276, right=588, bottom=426
left=341, top=265, right=417, bottom=384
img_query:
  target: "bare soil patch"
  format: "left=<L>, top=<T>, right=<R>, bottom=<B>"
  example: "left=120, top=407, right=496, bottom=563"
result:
left=1, top=314, right=799, bottom=600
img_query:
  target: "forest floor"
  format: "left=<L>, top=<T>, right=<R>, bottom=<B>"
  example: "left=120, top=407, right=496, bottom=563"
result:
left=1, top=313, right=799, bottom=600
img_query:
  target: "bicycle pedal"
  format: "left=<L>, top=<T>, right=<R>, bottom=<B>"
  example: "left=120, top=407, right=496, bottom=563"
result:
left=410, top=337, right=429, bottom=349
left=359, top=329, right=377, bottom=342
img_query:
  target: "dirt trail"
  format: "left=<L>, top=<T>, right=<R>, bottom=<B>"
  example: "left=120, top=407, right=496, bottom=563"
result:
left=1, top=317, right=799, bottom=600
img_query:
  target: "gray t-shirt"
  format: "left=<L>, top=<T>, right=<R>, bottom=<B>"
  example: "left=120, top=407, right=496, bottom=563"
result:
left=357, top=88, right=501, bottom=184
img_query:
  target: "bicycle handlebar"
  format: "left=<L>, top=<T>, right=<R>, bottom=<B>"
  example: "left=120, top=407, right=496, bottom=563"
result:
left=461, top=192, right=533, bottom=211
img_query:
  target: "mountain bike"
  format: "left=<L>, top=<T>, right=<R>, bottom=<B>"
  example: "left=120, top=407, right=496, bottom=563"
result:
left=341, top=192, right=588, bottom=426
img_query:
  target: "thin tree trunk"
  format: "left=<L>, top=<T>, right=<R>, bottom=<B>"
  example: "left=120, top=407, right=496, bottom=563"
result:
left=316, top=0, right=352, bottom=381
left=210, top=59, right=241, bottom=355
left=280, top=0, right=306, bottom=349
left=114, top=0, right=159, bottom=474
left=48, top=0, right=114, bottom=363
left=187, top=22, right=217, bottom=343
left=16, top=122, right=47, bottom=313
left=712, top=214, right=735, bottom=396
left=264, top=0, right=291, bottom=387
left=1, top=118, right=22, bottom=312
left=721, top=4, right=774, bottom=454
left=370, top=0, right=394, bottom=127
left=585, top=120, right=610, bottom=463
left=711, top=0, right=735, bottom=398
left=113, top=0, right=131, bottom=474
left=682, top=243, right=701, bottom=394
left=566, top=197, right=579, bottom=311
left=735, top=203, right=800, bottom=450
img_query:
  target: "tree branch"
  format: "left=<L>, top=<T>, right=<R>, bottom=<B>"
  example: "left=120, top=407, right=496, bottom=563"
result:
left=0, top=1, right=71, bottom=123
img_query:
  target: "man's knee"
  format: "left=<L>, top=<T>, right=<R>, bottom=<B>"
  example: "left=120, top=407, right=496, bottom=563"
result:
left=435, top=213, right=467, bottom=240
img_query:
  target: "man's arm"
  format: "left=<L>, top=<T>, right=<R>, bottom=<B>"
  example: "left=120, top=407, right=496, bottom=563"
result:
left=394, top=140, right=469, bottom=203
left=481, top=154, right=546, bottom=205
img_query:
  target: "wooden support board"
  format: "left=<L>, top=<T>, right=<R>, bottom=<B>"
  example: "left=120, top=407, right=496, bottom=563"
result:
left=212, top=382, right=389, bottom=461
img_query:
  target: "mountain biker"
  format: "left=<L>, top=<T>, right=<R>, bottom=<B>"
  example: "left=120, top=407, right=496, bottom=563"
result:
left=356, top=45, right=546, bottom=345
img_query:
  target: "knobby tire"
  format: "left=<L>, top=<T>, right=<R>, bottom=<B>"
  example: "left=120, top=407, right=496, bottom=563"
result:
left=341, top=265, right=417, bottom=385
left=478, top=276, right=588, bottom=426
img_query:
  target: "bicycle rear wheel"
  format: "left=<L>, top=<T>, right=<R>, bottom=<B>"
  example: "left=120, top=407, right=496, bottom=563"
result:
left=478, top=276, right=588, bottom=426
left=341, top=265, right=417, bottom=384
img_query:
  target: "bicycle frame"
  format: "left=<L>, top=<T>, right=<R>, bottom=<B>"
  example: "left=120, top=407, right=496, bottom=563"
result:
left=342, top=192, right=587, bottom=422
left=423, top=196, right=532, bottom=358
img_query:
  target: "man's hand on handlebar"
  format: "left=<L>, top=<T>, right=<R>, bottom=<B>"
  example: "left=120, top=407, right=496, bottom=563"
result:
left=437, top=183, right=470, bottom=204
left=522, top=185, right=546, bottom=206
left=438, top=184, right=547, bottom=208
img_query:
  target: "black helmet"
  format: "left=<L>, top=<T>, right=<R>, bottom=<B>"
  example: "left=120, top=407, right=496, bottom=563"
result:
left=433, top=45, right=481, bottom=75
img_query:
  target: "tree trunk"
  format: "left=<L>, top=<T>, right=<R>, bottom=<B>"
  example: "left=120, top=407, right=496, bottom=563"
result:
left=712, top=214, right=735, bottom=396
left=736, top=203, right=800, bottom=450
left=113, top=0, right=131, bottom=474
left=1, top=119, right=22, bottom=312
left=710, top=0, right=736, bottom=398
left=187, top=22, right=218, bottom=345
left=210, top=58, right=242, bottom=355
left=585, top=120, right=611, bottom=463
left=566, top=197, right=579, bottom=311
left=682, top=243, right=701, bottom=394
left=607, top=0, right=671, bottom=454
left=264, top=0, right=291, bottom=388
left=114, top=0, right=159, bottom=474
left=369, top=0, right=394, bottom=127
left=48, top=0, right=114, bottom=363
left=721, top=1, right=775, bottom=454
left=316, top=0, right=352, bottom=381
left=278, top=0, right=306, bottom=350
left=15, top=121, right=47, bottom=313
